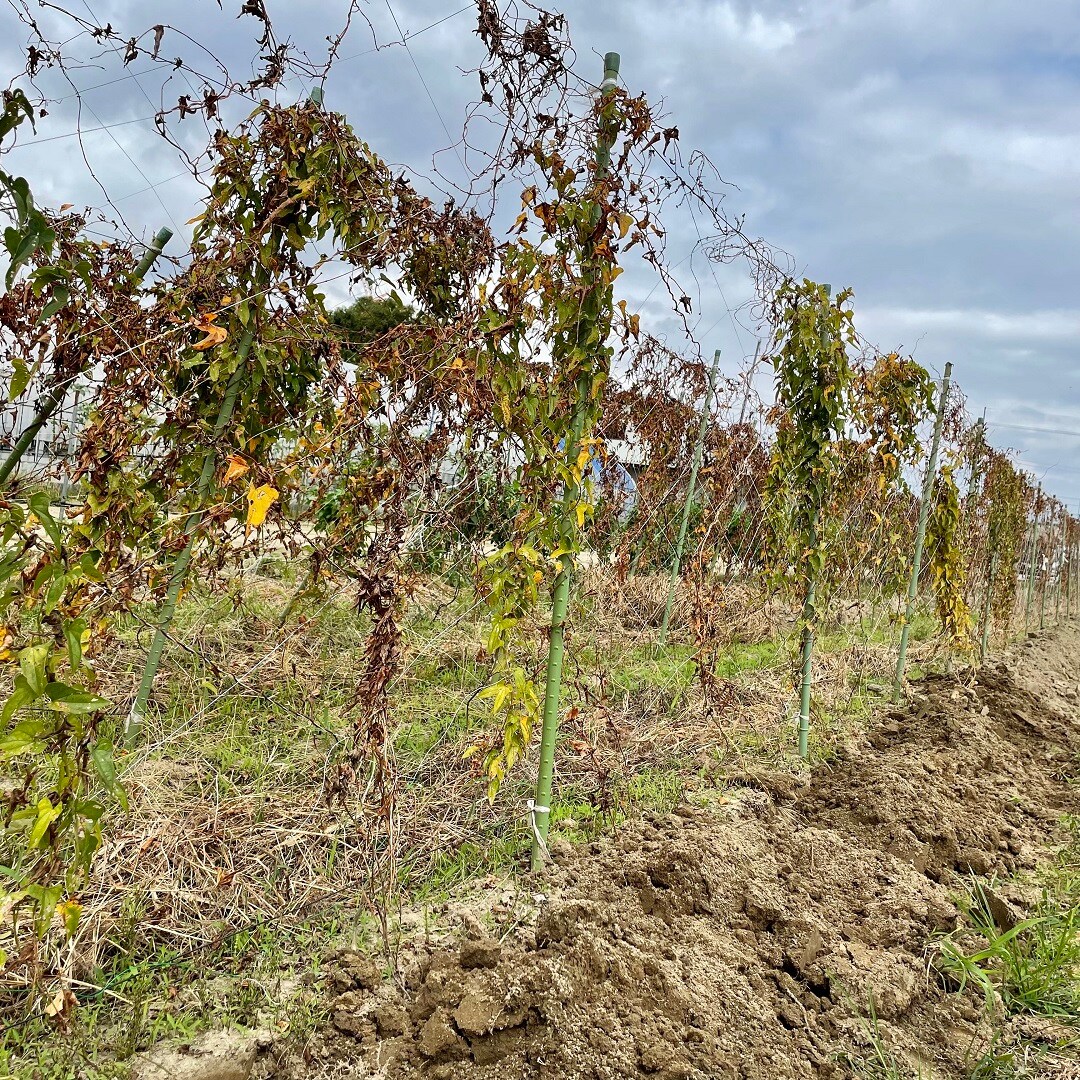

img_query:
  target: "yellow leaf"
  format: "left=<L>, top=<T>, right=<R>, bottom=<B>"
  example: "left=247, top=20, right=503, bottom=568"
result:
left=186, top=212, right=206, bottom=225
left=246, top=484, right=278, bottom=531
left=223, top=454, right=250, bottom=485
left=190, top=312, right=228, bottom=352
left=56, top=898, right=81, bottom=937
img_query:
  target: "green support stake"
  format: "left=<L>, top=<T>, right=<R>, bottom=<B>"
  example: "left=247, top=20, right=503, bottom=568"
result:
left=797, top=505, right=820, bottom=760
left=1051, top=506, right=1064, bottom=625
left=531, top=52, right=620, bottom=872
left=658, top=348, right=721, bottom=647
left=1024, top=493, right=1040, bottom=637
left=795, top=284, right=833, bottom=761
left=979, top=549, right=998, bottom=662
left=0, top=225, right=173, bottom=491
left=895, top=361, right=952, bottom=697
left=1067, top=529, right=1075, bottom=622
left=1065, top=536, right=1071, bottom=621
left=126, top=332, right=251, bottom=744
left=1067, top=503, right=1075, bottom=617
left=1040, top=505, right=1052, bottom=631
left=965, top=410, right=987, bottom=618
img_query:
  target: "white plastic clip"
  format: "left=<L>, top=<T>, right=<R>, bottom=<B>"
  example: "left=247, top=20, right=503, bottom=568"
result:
left=527, top=799, right=551, bottom=863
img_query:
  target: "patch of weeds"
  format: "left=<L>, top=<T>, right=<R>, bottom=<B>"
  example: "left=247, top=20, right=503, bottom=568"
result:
left=0, top=912, right=337, bottom=1080
left=935, top=877, right=1080, bottom=1021
left=603, top=643, right=696, bottom=697
left=968, top=1040, right=1042, bottom=1079
left=549, top=798, right=609, bottom=842
left=837, top=999, right=920, bottom=1079
left=619, top=767, right=684, bottom=816
left=408, top=829, right=529, bottom=903
left=714, top=639, right=785, bottom=680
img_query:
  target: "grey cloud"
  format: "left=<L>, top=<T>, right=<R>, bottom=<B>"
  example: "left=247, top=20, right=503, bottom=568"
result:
left=1, top=0, right=1078, bottom=496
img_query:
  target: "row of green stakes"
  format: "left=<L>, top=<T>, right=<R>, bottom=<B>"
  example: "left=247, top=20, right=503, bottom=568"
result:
left=976, top=477, right=1077, bottom=662
left=1023, top=486, right=1078, bottom=638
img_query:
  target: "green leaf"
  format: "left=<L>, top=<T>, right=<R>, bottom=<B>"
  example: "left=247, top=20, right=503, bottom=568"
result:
left=19, top=643, right=49, bottom=695
left=43, top=681, right=110, bottom=715
left=44, top=570, right=67, bottom=614
left=37, top=283, right=70, bottom=323
left=28, top=492, right=62, bottom=548
left=79, top=550, right=104, bottom=583
left=28, top=798, right=60, bottom=849
left=26, top=882, right=63, bottom=935
left=91, top=741, right=127, bottom=810
left=8, top=355, right=31, bottom=401
left=0, top=711, right=46, bottom=754
left=64, top=618, right=87, bottom=673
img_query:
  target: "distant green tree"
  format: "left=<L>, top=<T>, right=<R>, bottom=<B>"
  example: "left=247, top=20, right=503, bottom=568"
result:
left=330, top=294, right=414, bottom=358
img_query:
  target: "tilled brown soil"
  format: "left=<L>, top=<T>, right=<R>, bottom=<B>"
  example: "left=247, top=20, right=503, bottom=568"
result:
left=277, top=626, right=1080, bottom=1079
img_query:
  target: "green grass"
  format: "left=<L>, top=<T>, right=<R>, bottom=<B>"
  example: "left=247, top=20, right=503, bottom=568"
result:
left=932, top=820, right=1080, bottom=1079
left=968, top=1040, right=1044, bottom=1079
left=837, top=999, right=921, bottom=1079
left=0, top=910, right=334, bottom=1080
left=936, top=876, right=1080, bottom=1021
left=408, top=832, right=529, bottom=903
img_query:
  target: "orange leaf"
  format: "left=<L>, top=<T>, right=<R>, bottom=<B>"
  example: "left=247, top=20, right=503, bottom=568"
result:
left=190, top=312, right=228, bottom=351
left=223, top=454, right=249, bottom=484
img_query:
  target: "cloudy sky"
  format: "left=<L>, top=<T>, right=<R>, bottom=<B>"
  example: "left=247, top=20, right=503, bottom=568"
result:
left=3, top=0, right=1079, bottom=501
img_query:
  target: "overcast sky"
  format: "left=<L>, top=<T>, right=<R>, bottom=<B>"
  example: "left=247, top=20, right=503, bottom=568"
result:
left=2, top=0, right=1079, bottom=501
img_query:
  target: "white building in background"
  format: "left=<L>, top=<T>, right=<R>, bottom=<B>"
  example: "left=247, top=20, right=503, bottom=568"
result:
left=0, top=381, right=86, bottom=487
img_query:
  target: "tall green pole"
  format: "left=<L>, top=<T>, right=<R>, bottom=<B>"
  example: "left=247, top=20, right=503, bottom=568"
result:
left=1040, top=504, right=1053, bottom=630
left=979, top=550, right=998, bottom=662
left=0, top=226, right=173, bottom=490
left=796, top=284, right=831, bottom=761
left=1067, top=527, right=1075, bottom=622
left=1067, top=503, right=1075, bottom=622
left=531, top=52, right=620, bottom=871
left=797, top=506, right=820, bottom=761
left=658, top=348, right=721, bottom=647
left=895, top=362, right=952, bottom=697
left=1052, top=505, right=1066, bottom=625
left=1066, top=533, right=1072, bottom=621
left=125, top=332, right=251, bottom=744
left=965, top=410, right=987, bottom=622
left=1024, top=492, right=1040, bottom=637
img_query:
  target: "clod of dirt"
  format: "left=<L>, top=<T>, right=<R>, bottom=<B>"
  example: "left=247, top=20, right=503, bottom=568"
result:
left=418, top=1009, right=468, bottom=1059
left=132, top=1029, right=261, bottom=1080
left=459, top=936, right=502, bottom=969
left=324, top=948, right=382, bottom=993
